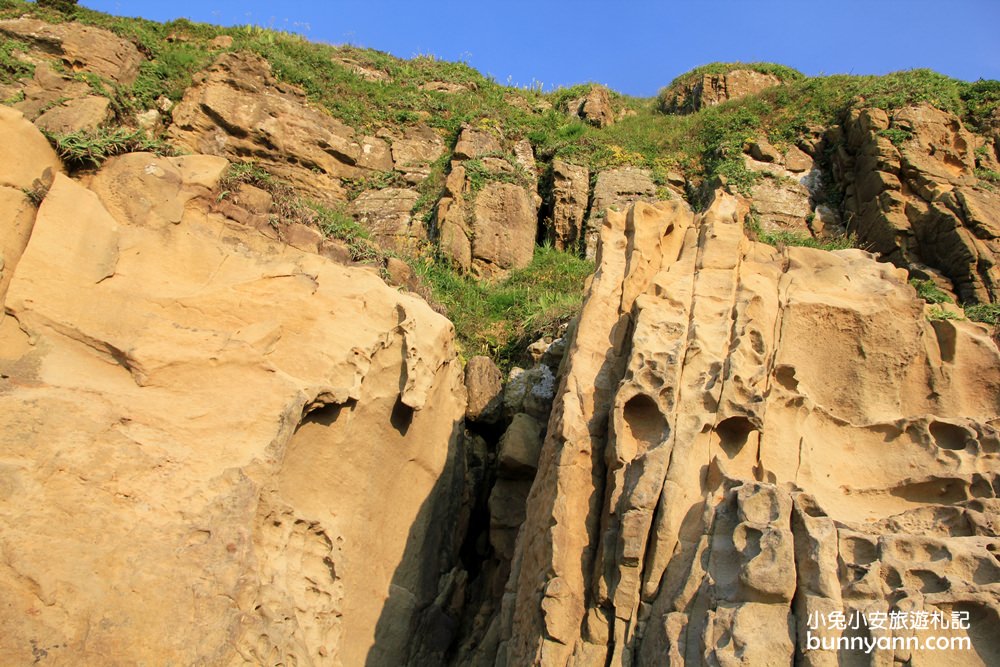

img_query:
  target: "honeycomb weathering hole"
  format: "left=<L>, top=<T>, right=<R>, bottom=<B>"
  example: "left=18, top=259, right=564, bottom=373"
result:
left=716, top=416, right=757, bottom=457
left=623, top=394, right=667, bottom=447
left=929, top=421, right=970, bottom=451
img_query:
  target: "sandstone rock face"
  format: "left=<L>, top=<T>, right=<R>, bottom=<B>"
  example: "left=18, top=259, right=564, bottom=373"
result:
left=489, top=196, right=1000, bottom=666
left=0, top=18, right=143, bottom=85
left=568, top=86, right=616, bottom=128
left=348, top=187, right=424, bottom=251
left=465, top=355, right=504, bottom=424
left=33, top=94, right=111, bottom=134
left=584, top=167, right=657, bottom=258
left=0, top=121, right=466, bottom=665
left=388, top=124, right=446, bottom=183
left=663, top=69, right=783, bottom=114
left=742, top=145, right=843, bottom=236
left=836, top=104, right=1000, bottom=303
left=548, top=159, right=589, bottom=252
left=436, top=127, right=540, bottom=277
left=169, top=52, right=390, bottom=203
left=0, top=107, right=62, bottom=310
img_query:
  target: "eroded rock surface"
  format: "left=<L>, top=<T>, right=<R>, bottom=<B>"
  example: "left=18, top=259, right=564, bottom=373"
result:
left=488, top=196, right=1000, bottom=666
left=662, top=69, right=784, bottom=114
left=0, top=121, right=466, bottom=666
left=169, top=52, right=391, bottom=204
left=836, top=103, right=1000, bottom=303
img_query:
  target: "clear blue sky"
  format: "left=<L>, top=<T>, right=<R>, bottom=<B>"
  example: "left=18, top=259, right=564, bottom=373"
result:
left=81, top=0, right=1000, bottom=97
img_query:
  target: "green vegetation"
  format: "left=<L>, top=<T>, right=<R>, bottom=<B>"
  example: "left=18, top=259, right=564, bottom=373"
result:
left=0, top=36, right=34, bottom=84
left=910, top=278, right=953, bottom=304
left=747, top=214, right=856, bottom=251
left=927, top=306, right=962, bottom=321
left=965, top=303, right=1000, bottom=325
left=36, top=0, right=77, bottom=12
left=414, top=246, right=593, bottom=365
left=45, top=127, right=173, bottom=168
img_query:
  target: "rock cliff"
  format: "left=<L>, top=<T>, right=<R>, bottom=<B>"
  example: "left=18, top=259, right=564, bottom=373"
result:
left=0, top=110, right=466, bottom=666
left=488, top=196, right=1000, bottom=666
left=1, top=7, right=1000, bottom=666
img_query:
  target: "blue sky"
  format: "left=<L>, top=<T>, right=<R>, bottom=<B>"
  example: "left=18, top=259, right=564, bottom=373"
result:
left=81, top=1, right=1000, bottom=97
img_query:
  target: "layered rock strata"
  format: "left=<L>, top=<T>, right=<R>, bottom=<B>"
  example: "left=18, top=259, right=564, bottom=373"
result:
left=835, top=104, right=1000, bottom=303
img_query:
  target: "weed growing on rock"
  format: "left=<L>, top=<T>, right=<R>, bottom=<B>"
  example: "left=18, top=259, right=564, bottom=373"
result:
left=45, top=127, right=173, bottom=169
left=910, top=279, right=953, bottom=304
left=965, top=303, right=1000, bottom=325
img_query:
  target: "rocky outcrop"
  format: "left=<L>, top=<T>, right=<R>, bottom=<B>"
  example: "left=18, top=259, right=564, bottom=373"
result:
left=0, top=18, right=139, bottom=133
left=169, top=52, right=394, bottom=203
left=486, top=196, right=1000, bottom=665
left=742, top=138, right=843, bottom=237
left=583, top=167, right=658, bottom=258
left=661, top=69, right=783, bottom=114
left=0, top=118, right=467, bottom=665
left=348, top=187, right=424, bottom=252
left=568, top=86, right=616, bottom=128
left=0, top=106, right=62, bottom=317
left=547, top=159, right=590, bottom=252
left=835, top=104, right=1000, bottom=303
left=437, top=127, right=541, bottom=277
left=0, top=18, right=142, bottom=85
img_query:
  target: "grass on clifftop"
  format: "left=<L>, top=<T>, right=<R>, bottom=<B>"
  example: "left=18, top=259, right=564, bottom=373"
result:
left=415, top=247, right=593, bottom=366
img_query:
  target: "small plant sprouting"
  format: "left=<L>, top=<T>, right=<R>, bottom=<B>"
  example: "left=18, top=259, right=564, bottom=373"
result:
left=909, top=278, right=953, bottom=304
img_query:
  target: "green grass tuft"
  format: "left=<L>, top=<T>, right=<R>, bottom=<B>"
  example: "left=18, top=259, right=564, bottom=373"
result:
left=45, top=127, right=173, bottom=169
left=910, top=278, right=953, bottom=304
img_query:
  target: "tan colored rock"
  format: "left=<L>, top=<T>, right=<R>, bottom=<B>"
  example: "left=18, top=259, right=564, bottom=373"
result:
left=454, top=126, right=502, bottom=160
left=0, top=105, right=63, bottom=190
left=209, top=34, right=234, bottom=49
left=0, top=150, right=466, bottom=666
left=169, top=52, right=367, bottom=204
left=470, top=182, right=538, bottom=276
left=465, top=355, right=504, bottom=423
left=420, top=80, right=475, bottom=94
left=348, top=187, right=423, bottom=251
left=569, top=85, right=616, bottom=128
left=838, top=103, right=1000, bottom=302
left=784, top=144, right=813, bottom=172
left=584, top=167, right=657, bottom=257
left=34, top=94, right=111, bottom=134
left=0, top=18, right=142, bottom=85
left=12, top=62, right=92, bottom=120
left=332, top=55, right=390, bottom=82
left=662, top=69, right=783, bottom=114
left=497, top=413, right=544, bottom=477
left=389, top=124, right=446, bottom=183
left=549, top=159, right=589, bottom=251
left=491, top=196, right=1000, bottom=666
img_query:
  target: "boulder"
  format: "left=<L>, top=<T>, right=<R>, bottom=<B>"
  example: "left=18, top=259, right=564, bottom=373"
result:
left=453, top=126, right=502, bottom=160
left=388, top=124, right=446, bottom=183
left=33, top=94, right=111, bottom=134
left=465, top=355, right=504, bottom=424
left=569, top=86, right=616, bottom=128
left=662, top=69, right=783, bottom=114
